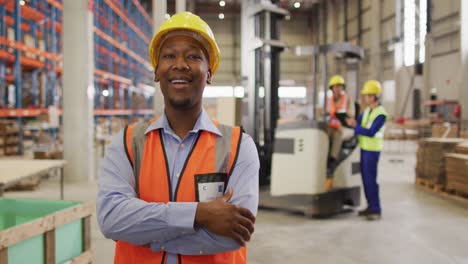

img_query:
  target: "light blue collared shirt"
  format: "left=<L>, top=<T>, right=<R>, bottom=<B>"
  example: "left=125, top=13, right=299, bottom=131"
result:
left=97, top=110, right=259, bottom=263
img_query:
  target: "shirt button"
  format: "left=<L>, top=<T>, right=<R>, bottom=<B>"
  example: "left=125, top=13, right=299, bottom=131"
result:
left=176, top=172, right=180, bottom=178
left=180, top=143, right=184, bottom=148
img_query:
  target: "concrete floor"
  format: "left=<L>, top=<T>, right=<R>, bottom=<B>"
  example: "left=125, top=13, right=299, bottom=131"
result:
left=4, top=141, right=468, bottom=264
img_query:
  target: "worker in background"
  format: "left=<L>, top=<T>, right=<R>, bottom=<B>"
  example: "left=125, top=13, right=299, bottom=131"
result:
left=326, top=75, right=355, bottom=173
left=346, top=80, right=387, bottom=221
left=97, top=12, right=259, bottom=263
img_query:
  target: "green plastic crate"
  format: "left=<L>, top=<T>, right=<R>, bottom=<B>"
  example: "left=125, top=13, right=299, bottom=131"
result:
left=0, top=198, right=93, bottom=264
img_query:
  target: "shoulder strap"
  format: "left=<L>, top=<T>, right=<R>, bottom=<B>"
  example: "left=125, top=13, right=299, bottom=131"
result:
left=216, top=123, right=243, bottom=176
left=123, top=121, right=152, bottom=196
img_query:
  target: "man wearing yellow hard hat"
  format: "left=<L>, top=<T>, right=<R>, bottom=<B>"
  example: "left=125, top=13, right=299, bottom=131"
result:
left=346, top=80, right=387, bottom=221
left=326, top=75, right=355, bottom=173
left=97, top=12, right=258, bottom=264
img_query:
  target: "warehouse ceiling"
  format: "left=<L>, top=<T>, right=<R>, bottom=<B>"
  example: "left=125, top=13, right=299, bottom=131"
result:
left=141, top=0, right=320, bottom=15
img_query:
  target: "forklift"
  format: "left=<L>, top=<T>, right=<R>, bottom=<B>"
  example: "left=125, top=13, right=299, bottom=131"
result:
left=268, top=43, right=364, bottom=216
left=241, top=1, right=364, bottom=216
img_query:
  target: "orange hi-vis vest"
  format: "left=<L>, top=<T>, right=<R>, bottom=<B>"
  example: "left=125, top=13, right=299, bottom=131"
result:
left=327, top=93, right=349, bottom=129
left=114, top=118, right=247, bottom=264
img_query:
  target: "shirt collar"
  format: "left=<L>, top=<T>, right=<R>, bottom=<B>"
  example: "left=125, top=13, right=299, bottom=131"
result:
left=144, top=109, right=222, bottom=137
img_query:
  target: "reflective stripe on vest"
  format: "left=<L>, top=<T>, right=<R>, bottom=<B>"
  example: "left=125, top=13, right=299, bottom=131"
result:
left=358, top=105, right=387, bottom=152
left=116, top=119, right=246, bottom=264
left=327, top=93, right=349, bottom=129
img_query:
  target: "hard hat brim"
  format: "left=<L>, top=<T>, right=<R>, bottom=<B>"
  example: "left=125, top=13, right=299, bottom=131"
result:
left=149, top=28, right=220, bottom=74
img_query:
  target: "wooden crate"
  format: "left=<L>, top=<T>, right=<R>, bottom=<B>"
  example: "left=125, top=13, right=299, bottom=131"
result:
left=0, top=199, right=94, bottom=264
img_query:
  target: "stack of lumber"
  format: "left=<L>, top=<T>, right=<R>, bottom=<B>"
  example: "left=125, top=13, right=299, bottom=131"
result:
left=445, top=153, right=468, bottom=195
left=416, top=138, right=466, bottom=186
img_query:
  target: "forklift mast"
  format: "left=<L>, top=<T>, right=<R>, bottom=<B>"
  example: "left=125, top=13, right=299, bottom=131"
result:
left=241, top=0, right=288, bottom=185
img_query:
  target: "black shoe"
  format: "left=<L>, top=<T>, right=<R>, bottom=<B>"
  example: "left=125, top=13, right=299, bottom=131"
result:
left=358, top=207, right=372, bottom=216
left=366, top=212, right=382, bottom=221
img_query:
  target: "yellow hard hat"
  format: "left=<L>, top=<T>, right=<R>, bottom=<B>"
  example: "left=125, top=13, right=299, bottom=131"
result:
left=148, top=12, right=221, bottom=75
left=328, top=75, right=345, bottom=88
left=361, top=80, right=382, bottom=95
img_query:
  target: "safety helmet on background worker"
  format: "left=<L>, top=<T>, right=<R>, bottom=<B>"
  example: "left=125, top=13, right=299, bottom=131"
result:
left=361, top=80, right=382, bottom=95
left=148, top=12, right=221, bottom=75
left=328, top=75, right=346, bottom=89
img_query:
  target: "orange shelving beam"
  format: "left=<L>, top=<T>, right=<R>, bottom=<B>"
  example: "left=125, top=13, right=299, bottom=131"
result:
left=0, top=37, right=62, bottom=62
left=94, top=109, right=133, bottom=116
left=131, top=0, right=153, bottom=26
left=0, top=108, right=63, bottom=118
left=95, top=69, right=132, bottom=85
left=94, top=27, right=152, bottom=70
left=4, top=74, right=14, bottom=82
left=0, top=50, right=14, bottom=62
left=5, top=16, right=34, bottom=33
left=47, top=0, right=62, bottom=10
left=0, top=50, right=62, bottom=72
left=0, top=108, right=43, bottom=118
left=102, top=0, right=150, bottom=44
left=137, top=109, right=153, bottom=115
left=4, top=2, right=45, bottom=23
left=46, top=19, right=62, bottom=34
left=3, top=3, right=62, bottom=33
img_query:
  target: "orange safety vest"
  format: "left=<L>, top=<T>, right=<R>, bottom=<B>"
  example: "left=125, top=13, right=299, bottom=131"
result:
left=327, top=93, right=349, bottom=129
left=114, top=118, right=247, bottom=264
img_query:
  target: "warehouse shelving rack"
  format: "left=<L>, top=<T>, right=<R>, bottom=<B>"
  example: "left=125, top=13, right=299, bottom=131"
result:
left=93, top=0, right=154, bottom=135
left=0, top=0, right=63, bottom=154
left=0, top=0, right=155, bottom=154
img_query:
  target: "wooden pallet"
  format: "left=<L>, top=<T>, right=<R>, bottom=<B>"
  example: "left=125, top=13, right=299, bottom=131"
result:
left=415, top=177, right=444, bottom=192
left=415, top=178, right=468, bottom=207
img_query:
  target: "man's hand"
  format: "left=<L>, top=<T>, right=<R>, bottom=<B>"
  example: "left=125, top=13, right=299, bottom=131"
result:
left=346, top=118, right=357, bottom=128
left=194, top=189, right=255, bottom=246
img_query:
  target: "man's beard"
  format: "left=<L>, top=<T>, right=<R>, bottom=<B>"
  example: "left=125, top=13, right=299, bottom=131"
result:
left=168, top=97, right=193, bottom=110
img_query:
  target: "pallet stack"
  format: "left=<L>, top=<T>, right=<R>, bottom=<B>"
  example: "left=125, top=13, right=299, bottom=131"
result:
left=416, top=138, right=466, bottom=186
left=445, top=153, right=468, bottom=195
left=0, top=120, right=20, bottom=156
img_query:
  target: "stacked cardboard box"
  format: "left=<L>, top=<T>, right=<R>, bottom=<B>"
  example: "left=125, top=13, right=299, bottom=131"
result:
left=431, top=124, right=458, bottom=138
left=461, top=131, right=468, bottom=139
left=416, top=138, right=466, bottom=185
left=0, top=120, right=20, bottom=156
left=456, top=142, right=468, bottom=155
left=445, top=153, right=468, bottom=194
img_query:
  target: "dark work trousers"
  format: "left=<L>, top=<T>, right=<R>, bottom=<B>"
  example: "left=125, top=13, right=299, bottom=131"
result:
left=360, top=149, right=381, bottom=213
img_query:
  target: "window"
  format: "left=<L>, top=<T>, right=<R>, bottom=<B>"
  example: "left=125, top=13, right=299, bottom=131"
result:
left=404, top=0, right=427, bottom=66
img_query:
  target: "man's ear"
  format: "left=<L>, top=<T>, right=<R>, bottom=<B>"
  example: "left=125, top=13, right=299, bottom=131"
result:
left=206, top=70, right=212, bottom=84
left=154, top=71, right=159, bottom=82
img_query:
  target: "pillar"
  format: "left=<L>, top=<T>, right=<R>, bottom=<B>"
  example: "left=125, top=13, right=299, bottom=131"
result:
left=63, top=0, right=94, bottom=182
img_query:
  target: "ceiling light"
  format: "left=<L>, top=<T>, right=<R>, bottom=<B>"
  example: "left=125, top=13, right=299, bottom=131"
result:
left=19, top=0, right=26, bottom=5
left=102, top=90, right=110, bottom=97
left=218, top=13, right=225, bottom=20
left=219, top=0, right=226, bottom=7
left=293, top=1, right=300, bottom=8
